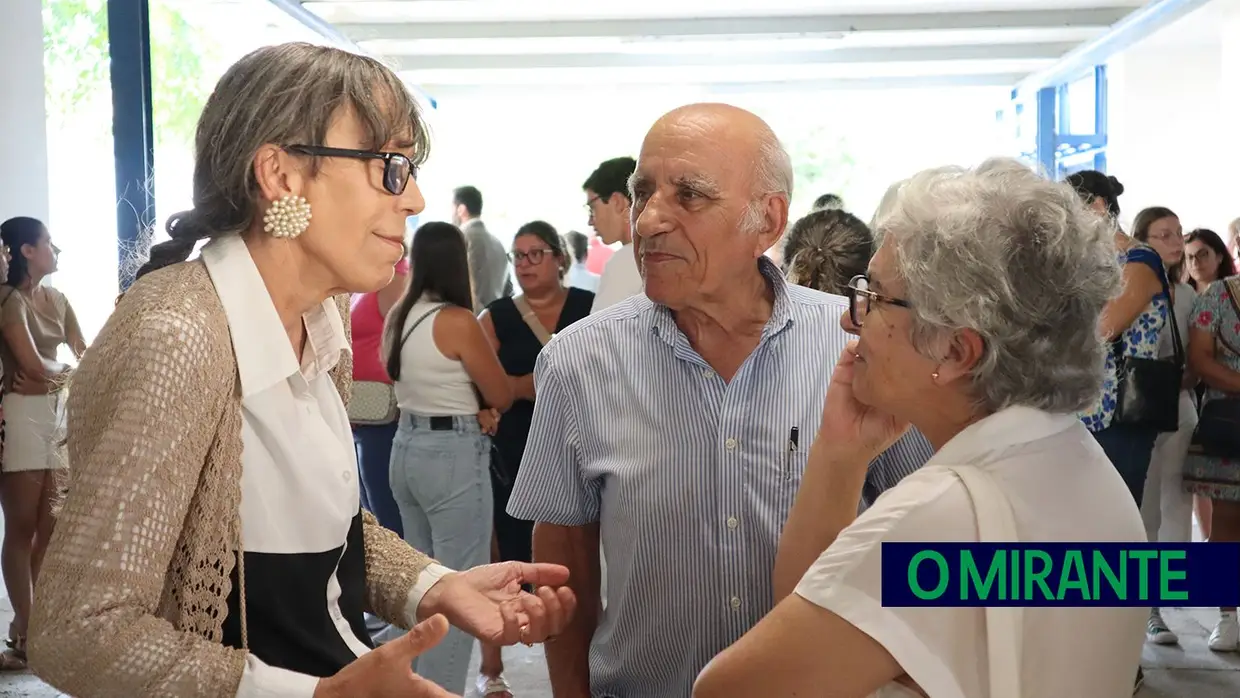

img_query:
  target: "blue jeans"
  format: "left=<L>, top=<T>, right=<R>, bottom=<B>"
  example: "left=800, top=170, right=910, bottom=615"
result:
left=389, top=413, right=493, bottom=695
left=1093, top=421, right=1159, bottom=508
left=353, top=422, right=403, bottom=537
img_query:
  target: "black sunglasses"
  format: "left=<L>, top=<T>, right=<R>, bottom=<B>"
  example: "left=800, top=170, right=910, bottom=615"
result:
left=846, top=274, right=911, bottom=328
left=284, top=145, right=417, bottom=196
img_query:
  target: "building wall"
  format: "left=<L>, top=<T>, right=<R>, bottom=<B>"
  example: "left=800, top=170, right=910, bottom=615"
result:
left=1105, top=0, right=1237, bottom=235
left=0, top=0, right=51, bottom=226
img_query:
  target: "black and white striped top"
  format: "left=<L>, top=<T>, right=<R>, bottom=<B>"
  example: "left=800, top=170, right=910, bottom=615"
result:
left=203, top=235, right=448, bottom=698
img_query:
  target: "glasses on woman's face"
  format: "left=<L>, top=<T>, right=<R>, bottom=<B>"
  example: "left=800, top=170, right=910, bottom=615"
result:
left=846, top=274, right=912, bottom=328
left=1187, top=248, right=1214, bottom=267
left=509, top=248, right=552, bottom=266
left=283, top=145, right=417, bottom=196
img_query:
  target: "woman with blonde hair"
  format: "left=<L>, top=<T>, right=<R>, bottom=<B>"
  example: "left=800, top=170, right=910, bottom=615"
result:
left=27, top=43, right=573, bottom=698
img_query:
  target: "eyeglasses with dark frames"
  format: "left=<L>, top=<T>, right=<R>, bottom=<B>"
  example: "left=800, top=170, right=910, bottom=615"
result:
left=283, top=145, right=418, bottom=196
left=509, top=248, right=552, bottom=266
left=846, top=274, right=911, bottom=328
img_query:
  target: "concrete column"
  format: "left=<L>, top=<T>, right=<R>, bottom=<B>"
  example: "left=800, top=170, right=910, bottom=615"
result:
left=0, top=0, right=51, bottom=225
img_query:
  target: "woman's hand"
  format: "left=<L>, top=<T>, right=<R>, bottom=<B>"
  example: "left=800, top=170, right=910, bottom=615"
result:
left=416, top=561, right=577, bottom=646
left=477, top=408, right=501, bottom=436
left=817, top=340, right=910, bottom=466
left=313, top=615, right=456, bottom=698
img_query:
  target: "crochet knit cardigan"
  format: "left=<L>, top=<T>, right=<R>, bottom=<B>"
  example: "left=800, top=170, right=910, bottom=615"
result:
left=26, top=260, right=433, bottom=697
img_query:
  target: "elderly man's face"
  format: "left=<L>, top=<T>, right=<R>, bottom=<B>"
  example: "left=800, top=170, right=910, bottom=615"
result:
left=630, top=111, right=783, bottom=309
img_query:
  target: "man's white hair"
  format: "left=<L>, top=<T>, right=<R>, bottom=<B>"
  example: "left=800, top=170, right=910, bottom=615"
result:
left=740, top=134, right=794, bottom=234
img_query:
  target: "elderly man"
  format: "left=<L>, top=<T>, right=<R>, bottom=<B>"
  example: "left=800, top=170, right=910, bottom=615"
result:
left=507, top=104, right=933, bottom=697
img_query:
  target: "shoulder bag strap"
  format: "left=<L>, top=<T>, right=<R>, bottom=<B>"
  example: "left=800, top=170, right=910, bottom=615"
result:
left=398, top=302, right=449, bottom=353
left=1116, top=248, right=1184, bottom=367
left=512, top=295, right=553, bottom=346
left=945, top=465, right=1023, bottom=698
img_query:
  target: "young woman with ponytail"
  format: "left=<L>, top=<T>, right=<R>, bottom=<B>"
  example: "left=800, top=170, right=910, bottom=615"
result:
left=0, top=216, right=84, bottom=671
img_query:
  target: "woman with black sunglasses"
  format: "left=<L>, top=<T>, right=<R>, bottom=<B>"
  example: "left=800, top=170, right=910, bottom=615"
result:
left=26, top=43, right=575, bottom=698
left=475, top=221, right=594, bottom=697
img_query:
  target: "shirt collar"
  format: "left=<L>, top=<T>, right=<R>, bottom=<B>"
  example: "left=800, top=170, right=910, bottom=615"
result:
left=201, top=234, right=351, bottom=397
left=649, top=256, right=795, bottom=346
left=928, top=406, right=1081, bottom=468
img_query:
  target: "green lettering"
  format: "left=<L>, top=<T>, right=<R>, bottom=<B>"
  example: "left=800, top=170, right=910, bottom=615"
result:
left=1159, top=550, right=1188, bottom=601
left=1023, top=550, right=1055, bottom=600
left=961, top=550, right=1005, bottom=601
left=1130, top=550, right=1158, bottom=601
left=1092, top=550, right=1126, bottom=600
left=1058, top=550, right=1091, bottom=601
left=1010, top=548, right=1019, bottom=600
left=908, top=551, right=949, bottom=600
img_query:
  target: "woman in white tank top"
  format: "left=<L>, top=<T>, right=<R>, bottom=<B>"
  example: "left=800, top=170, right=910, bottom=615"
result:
left=381, top=222, right=513, bottom=694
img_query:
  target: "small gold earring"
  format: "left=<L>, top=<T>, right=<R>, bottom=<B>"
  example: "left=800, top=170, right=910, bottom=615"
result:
left=932, top=371, right=940, bottom=381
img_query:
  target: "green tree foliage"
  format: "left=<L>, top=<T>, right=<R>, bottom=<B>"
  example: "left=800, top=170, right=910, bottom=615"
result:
left=42, top=0, right=213, bottom=147
left=787, top=125, right=857, bottom=217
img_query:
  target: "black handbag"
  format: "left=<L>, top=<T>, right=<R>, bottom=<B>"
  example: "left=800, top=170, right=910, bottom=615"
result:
left=1111, top=258, right=1184, bottom=433
left=1190, top=277, right=1240, bottom=457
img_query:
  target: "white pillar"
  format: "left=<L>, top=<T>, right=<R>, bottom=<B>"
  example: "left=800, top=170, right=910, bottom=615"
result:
left=0, top=0, right=50, bottom=225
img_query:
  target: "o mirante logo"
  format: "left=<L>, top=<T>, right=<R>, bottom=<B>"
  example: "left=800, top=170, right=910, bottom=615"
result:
left=881, top=543, right=1240, bottom=607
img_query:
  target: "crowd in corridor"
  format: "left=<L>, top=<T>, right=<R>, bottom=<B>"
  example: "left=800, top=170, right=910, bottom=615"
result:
left=0, top=40, right=1237, bottom=698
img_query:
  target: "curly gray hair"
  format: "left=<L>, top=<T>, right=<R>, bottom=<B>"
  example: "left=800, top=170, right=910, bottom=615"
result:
left=874, top=157, right=1121, bottom=414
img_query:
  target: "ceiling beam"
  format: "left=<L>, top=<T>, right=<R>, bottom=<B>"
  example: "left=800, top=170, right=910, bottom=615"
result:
left=1012, top=0, right=1212, bottom=99
left=265, top=0, right=440, bottom=107
left=341, top=9, right=1133, bottom=41
left=410, top=72, right=1025, bottom=98
left=390, top=42, right=1076, bottom=71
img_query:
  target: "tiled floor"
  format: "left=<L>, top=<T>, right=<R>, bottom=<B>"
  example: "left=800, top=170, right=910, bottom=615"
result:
left=1, top=603, right=1236, bottom=697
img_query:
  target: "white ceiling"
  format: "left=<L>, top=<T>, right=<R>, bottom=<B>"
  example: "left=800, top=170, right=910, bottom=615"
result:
left=288, top=0, right=1158, bottom=94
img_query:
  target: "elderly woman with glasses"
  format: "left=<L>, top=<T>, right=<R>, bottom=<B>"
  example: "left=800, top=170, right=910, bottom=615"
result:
left=693, top=158, right=1147, bottom=698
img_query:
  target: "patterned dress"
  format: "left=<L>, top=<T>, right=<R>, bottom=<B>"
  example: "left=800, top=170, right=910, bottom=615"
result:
left=1079, top=244, right=1170, bottom=432
left=1183, top=277, right=1240, bottom=501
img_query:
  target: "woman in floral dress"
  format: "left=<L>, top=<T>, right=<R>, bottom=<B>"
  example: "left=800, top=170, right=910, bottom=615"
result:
left=1067, top=171, right=1169, bottom=508
left=1184, top=276, right=1240, bottom=652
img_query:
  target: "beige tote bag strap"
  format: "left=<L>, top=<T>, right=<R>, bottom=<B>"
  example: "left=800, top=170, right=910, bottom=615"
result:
left=513, top=295, right=552, bottom=346
left=946, top=464, right=1022, bottom=698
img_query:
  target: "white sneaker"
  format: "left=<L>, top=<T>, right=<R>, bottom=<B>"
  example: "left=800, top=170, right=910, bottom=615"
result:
left=1208, top=612, right=1240, bottom=652
left=1146, top=609, right=1178, bottom=645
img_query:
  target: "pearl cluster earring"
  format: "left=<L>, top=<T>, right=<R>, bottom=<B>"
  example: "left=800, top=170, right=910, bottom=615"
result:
left=263, top=195, right=312, bottom=239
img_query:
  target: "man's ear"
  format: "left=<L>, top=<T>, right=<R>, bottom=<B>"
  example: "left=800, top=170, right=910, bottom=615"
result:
left=754, top=193, right=789, bottom=257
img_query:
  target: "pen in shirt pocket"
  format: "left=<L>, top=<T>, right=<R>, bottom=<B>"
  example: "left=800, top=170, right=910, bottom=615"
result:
left=785, top=426, right=799, bottom=477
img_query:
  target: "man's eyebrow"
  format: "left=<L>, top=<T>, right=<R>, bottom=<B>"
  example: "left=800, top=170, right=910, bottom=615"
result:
left=628, top=172, right=650, bottom=195
left=672, top=173, right=721, bottom=196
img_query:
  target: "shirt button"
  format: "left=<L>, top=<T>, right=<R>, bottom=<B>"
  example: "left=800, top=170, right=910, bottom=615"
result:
left=725, top=438, right=738, bottom=451
left=726, top=516, right=738, bottom=530
left=341, top=470, right=351, bottom=482
left=729, top=596, right=741, bottom=609
left=701, top=368, right=712, bottom=378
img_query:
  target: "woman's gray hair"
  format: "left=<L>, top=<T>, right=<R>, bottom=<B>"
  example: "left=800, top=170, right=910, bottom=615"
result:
left=875, top=157, right=1122, bottom=414
left=133, top=42, right=430, bottom=280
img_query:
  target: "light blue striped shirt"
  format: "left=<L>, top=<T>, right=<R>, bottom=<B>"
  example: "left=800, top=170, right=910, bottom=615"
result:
left=508, top=259, right=934, bottom=698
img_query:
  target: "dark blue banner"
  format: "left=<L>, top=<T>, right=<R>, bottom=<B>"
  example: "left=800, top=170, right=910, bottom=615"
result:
left=881, top=543, right=1240, bottom=607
